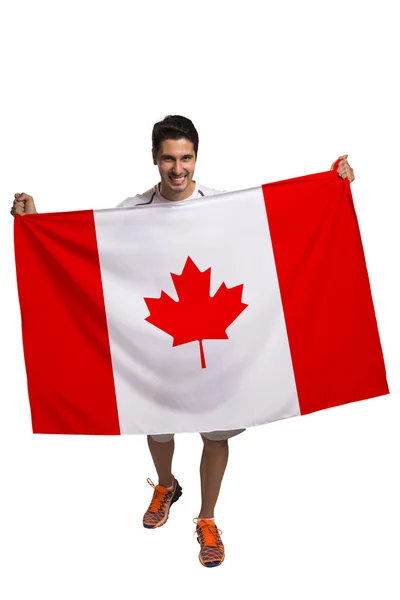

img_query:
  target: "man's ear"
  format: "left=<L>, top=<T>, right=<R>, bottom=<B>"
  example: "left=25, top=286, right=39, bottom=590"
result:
left=152, top=149, right=157, bottom=165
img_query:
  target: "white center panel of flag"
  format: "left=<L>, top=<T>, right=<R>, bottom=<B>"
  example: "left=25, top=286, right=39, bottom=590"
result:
left=93, top=187, right=300, bottom=435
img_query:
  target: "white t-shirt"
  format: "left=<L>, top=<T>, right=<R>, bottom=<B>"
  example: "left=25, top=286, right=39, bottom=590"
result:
left=116, top=181, right=223, bottom=208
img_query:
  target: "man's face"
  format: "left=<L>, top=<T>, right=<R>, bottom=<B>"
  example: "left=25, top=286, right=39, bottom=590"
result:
left=153, top=138, right=197, bottom=199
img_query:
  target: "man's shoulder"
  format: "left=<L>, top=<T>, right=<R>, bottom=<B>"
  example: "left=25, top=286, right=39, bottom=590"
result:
left=196, top=183, right=225, bottom=197
left=115, top=185, right=157, bottom=208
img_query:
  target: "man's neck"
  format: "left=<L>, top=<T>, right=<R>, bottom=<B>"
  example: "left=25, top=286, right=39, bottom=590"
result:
left=158, top=180, right=196, bottom=201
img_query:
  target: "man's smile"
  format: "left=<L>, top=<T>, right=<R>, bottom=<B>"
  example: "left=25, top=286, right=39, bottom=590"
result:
left=169, top=175, right=187, bottom=185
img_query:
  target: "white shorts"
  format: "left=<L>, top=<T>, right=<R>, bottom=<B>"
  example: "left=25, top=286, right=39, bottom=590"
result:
left=149, top=429, right=246, bottom=443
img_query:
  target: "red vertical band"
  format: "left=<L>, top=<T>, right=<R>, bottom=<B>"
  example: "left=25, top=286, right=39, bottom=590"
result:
left=14, top=211, right=120, bottom=434
left=262, top=171, right=389, bottom=414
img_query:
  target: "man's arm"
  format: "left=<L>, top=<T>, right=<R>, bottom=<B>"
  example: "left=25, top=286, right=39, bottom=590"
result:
left=11, top=193, right=38, bottom=217
left=330, top=154, right=355, bottom=182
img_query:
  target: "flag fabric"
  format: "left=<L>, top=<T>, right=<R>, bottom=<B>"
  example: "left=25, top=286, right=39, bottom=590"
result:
left=13, top=168, right=389, bottom=435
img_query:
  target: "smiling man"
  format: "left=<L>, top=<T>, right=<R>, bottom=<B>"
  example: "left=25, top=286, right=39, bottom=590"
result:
left=156, top=138, right=196, bottom=198
left=11, top=114, right=355, bottom=568
left=116, top=116, right=221, bottom=209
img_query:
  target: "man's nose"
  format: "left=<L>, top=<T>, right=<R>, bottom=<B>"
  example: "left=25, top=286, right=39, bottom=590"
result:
left=173, top=161, right=183, bottom=174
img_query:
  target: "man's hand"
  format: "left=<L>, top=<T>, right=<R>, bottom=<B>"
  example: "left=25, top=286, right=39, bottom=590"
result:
left=10, top=193, right=38, bottom=217
left=330, top=154, right=355, bottom=183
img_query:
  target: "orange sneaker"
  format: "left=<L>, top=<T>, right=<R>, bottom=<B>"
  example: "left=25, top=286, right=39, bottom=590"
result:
left=143, top=476, right=182, bottom=529
left=193, top=518, right=225, bottom=567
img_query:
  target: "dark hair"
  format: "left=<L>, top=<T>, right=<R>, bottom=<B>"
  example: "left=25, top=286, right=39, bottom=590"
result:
left=152, top=115, right=199, bottom=158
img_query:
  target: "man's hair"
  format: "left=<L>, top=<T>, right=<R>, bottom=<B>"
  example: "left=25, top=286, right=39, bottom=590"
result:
left=152, top=115, right=199, bottom=157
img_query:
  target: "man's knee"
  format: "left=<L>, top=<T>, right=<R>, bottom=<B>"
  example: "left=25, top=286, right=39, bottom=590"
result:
left=201, top=435, right=228, bottom=451
left=148, top=433, right=174, bottom=443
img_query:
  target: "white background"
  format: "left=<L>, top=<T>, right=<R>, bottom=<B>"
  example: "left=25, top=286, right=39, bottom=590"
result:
left=0, top=1, right=398, bottom=598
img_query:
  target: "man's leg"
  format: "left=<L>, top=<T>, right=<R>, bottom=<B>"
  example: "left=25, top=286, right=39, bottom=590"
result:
left=197, top=436, right=229, bottom=518
left=143, top=434, right=182, bottom=529
left=147, top=434, right=175, bottom=488
left=197, top=429, right=245, bottom=518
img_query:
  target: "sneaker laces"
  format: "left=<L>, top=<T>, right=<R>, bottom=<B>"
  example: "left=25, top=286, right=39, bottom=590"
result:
left=192, top=518, right=223, bottom=546
left=147, top=478, right=171, bottom=512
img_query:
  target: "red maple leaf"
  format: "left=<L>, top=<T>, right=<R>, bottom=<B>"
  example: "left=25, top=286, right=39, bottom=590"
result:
left=144, top=256, right=248, bottom=368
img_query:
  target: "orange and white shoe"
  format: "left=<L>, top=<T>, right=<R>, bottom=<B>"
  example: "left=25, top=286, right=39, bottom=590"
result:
left=193, top=518, right=225, bottom=567
left=143, top=476, right=182, bottom=529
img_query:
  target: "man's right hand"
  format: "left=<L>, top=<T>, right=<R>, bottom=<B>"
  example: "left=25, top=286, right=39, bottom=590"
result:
left=11, top=193, right=38, bottom=217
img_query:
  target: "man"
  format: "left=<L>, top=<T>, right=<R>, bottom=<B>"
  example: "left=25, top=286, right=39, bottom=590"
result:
left=11, top=115, right=355, bottom=568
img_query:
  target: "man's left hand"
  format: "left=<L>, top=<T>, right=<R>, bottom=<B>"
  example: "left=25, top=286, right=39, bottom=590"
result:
left=330, top=154, right=355, bottom=183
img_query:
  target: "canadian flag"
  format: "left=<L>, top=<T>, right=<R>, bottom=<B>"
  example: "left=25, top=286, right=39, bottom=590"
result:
left=14, top=167, right=389, bottom=435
